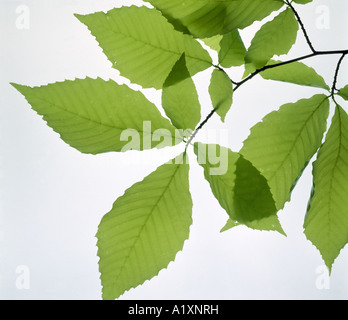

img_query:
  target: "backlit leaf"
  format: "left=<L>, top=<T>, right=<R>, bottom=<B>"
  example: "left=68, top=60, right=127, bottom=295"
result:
left=76, top=6, right=212, bottom=89
left=260, top=60, right=330, bottom=91
left=293, top=0, right=312, bottom=4
left=221, top=215, right=285, bottom=234
left=162, top=53, right=201, bottom=133
left=244, top=8, right=299, bottom=73
left=146, top=0, right=284, bottom=38
left=338, top=85, right=348, bottom=101
left=304, top=105, right=348, bottom=271
left=208, top=69, right=233, bottom=122
left=194, top=143, right=283, bottom=233
left=11, top=78, right=181, bottom=154
left=218, top=29, right=246, bottom=68
left=241, top=95, right=330, bottom=210
left=97, top=153, right=192, bottom=300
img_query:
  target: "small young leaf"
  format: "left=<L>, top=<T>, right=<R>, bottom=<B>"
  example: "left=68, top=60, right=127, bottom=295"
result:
left=338, top=85, right=348, bottom=100
left=194, top=143, right=283, bottom=233
left=218, top=30, right=246, bottom=68
left=208, top=69, right=233, bottom=122
left=76, top=6, right=212, bottom=89
left=97, top=153, right=192, bottom=300
left=241, top=95, right=330, bottom=210
left=162, top=53, right=201, bottom=133
left=244, top=8, right=299, bottom=72
left=11, top=78, right=181, bottom=154
left=305, top=105, right=348, bottom=271
left=260, top=60, right=330, bottom=91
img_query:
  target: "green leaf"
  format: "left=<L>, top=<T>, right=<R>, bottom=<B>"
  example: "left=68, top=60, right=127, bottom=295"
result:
left=293, top=0, right=312, bottom=4
left=75, top=6, right=212, bottom=89
left=162, top=53, right=201, bottom=133
left=224, top=0, right=285, bottom=31
left=147, top=0, right=226, bottom=38
left=146, top=0, right=284, bottom=38
left=194, top=143, right=283, bottom=233
left=208, top=69, right=233, bottom=122
left=260, top=60, right=330, bottom=91
left=241, top=94, right=330, bottom=210
left=221, top=215, right=285, bottom=234
left=234, top=154, right=279, bottom=223
left=218, top=30, right=246, bottom=68
left=304, top=105, right=348, bottom=271
left=338, top=85, right=348, bottom=101
left=202, top=35, right=223, bottom=52
left=97, top=153, right=192, bottom=300
left=244, top=8, right=299, bottom=72
left=220, top=219, right=240, bottom=232
left=11, top=78, right=181, bottom=154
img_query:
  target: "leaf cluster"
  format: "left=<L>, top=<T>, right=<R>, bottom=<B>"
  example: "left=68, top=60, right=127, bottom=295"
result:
left=11, top=0, right=348, bottom=299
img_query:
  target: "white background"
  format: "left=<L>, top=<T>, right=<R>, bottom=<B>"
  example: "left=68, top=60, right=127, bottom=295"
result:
left=1, top=0, right=348, bottom=300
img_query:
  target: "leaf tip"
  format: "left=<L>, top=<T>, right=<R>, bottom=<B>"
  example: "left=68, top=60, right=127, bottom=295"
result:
left=10, top=82, right=30, bottom=96
left=73, top=13, right=85, bottom=23
left=10, top=82, right=22, bottom=90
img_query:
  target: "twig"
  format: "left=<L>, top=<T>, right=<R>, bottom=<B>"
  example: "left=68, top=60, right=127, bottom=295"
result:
left=185, top=1, right=348, bottom=146
left=185, top=107, right=217, bottom=149
left=332, top=53, right=347, bottom=92
left=285, top=0, right=316, bottom=53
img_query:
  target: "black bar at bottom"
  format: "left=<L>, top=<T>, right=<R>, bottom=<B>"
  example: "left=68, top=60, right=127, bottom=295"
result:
left=105, top=300, right=229, bottom=317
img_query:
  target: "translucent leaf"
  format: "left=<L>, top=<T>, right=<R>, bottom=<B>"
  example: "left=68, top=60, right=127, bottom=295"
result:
left=208, top=69, right=233, bottom=122
left=218, top=30, right=246, bottom=68
left=75, top=6, right=212, bottom=89
left=260, top=60, right=330, bottom=91
left=305, top=105, right=348, bottom=271
left=220, top=219, right=240, bottom=232
left=338, top=85, right=348, bottom=101
left=11, top=78, right=181, bottom=154
left=224, top=0, right=284, bottom=31
left=293, top=0, right=312, bottom=4
left=221, top=215, right=285, bottom=235
left=194, top=143, right=283, bottom=233
left=146, top=0, right=284, bottom=38
left=241, top=95, right=330, bottom=210
left=202, top=35, right=223, bottom=52
left=162, top=53, right=201, bottom=134
left=97, top=153, right=192, bottom=300
left=244, top=8, right=299, bottom=72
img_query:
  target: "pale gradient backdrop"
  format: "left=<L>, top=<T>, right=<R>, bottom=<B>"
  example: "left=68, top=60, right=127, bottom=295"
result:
left=1, top=0, right=348, bottom=299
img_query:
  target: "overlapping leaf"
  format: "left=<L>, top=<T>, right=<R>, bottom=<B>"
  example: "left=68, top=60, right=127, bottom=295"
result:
left=241, top=95, right=330, bottom=210
left=11, top=78, right=181, bottom=154
left=304, top=105, right=348, bottom=271
left=338, top=85, right=348, bottom=100
left=146, top=0, right=284, bottom=38
left=194, top=143, right=283, bottom=233
left=293, top=0, right=312, bottom=4
left=218, top=29, right=246, bottom=68
left=221, top=215, right=285, bottom=234
left=97, top=153, right=192, bottom=300
left=209, top=69, right=233, bottom=122
left=76, top=6, right=212, bottom=89
left=260, top=60, right=330, bottom=90
left=202, top=35, right=223, bottom=52
left=162, top=53, right=201, bottom=134
left=244, top=8, right=299, bottom=73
